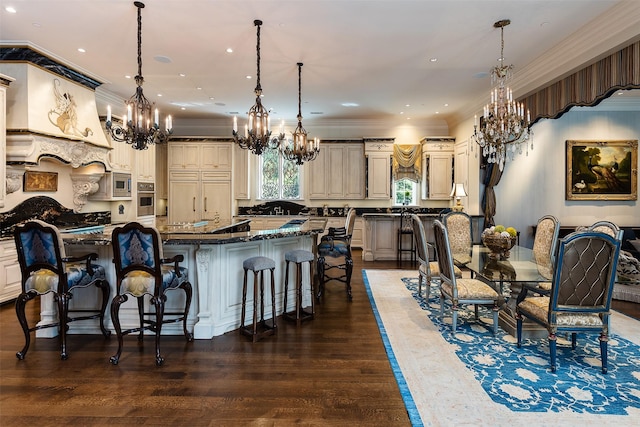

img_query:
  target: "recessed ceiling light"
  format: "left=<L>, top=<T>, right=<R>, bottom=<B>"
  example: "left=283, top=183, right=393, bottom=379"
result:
left=181, top=107, right=186, bottom=110
left=32, top=22, right=41, bottom=28
left=157, top=93, right=163, bottom=97
left=617, top=91, right=624, bottom=95
left=179, top=73, right=186, bottom=77
left=125, top=75, right=131, bottom=79
left=341, top=102, right=359, bottom=107
left=435, top=111, right=440, bottom=114
left=444, top=103, right=449, bottom=107
left=77, top=48, right=85, bottom=53
left=5, top=6, right=17, bottom=13
left=215, top=102, right=226, bottom=107
left=196, top=87, right=202, bottom=90
left=310, top=112, right=324, bottom=115
left=209, top=97, right=215, bottom=100
left=405, top=104, right=410, bottom=107
left=430, top=58, right=437, bottom=62
left=246, top=75, right=252, bottom=79
left=226, top=48, right=233, bottom=53
left=154, top=55, right=172, bottom=64
left=400, top=112, right=404, bottom=115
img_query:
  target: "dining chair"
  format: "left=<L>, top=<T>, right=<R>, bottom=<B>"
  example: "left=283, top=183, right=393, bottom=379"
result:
left=411, top=214, right=461, bottom=299
left=516, top=229, right=621, bottom=373
left=442, top=211, right=473, bottom=265
left=110, top=222, right=193, bottom=366
left=433, top=220, right=500, bottom=335
left=527, top=215, right=560, bottom=293
left=13, top=220, right=110, bottom=360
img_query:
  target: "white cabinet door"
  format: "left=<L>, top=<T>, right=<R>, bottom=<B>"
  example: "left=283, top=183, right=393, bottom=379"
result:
left=344, top=145, right=365, bottom=199
left=202, top=144, right=232, bottom=171
left=233, top=144, right=250, bottom=200
left=168, top=143, right=200, bottom=169
left=326, top=146, right=346, bottom=198
left=367, top=153, right=391, bottom=199
left=169, top=180, right=199, bottom=223
left=135, top=144, right=156, bottom=183
left=428, top=152, right=453, bottom=199
left=307, top=150, right=327, bottom=199
left=202, top=180, right=231, bottom=224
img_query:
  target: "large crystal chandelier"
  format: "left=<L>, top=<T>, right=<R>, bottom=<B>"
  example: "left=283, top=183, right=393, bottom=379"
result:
left=471, top=19, right=532, bottom=170
left=106, top=1, right=172, bottom=151
left=232, top=19, right=285, bottom=156
left=280, top=63, right=320, bottom=165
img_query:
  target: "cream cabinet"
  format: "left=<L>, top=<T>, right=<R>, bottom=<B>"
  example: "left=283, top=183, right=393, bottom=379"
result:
left=421, top=137, right=455, bottom=200
left=1, top=74, right=14, bottom=208
left=168, top=140, right=232, bottom=171
left=365, top=138, right=394, bottom=200
left=168, top=139, right=233, bottom=225
left=233, top=144, right=250, bottom=200
left=156, top=143, right=168, bottom=199
left=308, top=142, right=365, bottom=199
left=0, top=240, right=21, bottom=303
left=135, top=143, right=156, bottom=183
left=105, top=122, right=133, bottom=172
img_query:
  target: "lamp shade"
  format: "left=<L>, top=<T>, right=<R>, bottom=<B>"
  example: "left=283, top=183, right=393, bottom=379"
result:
left=450, top=183, right=467, bottom=198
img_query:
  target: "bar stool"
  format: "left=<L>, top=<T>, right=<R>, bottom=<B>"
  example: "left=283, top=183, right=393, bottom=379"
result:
left=282, top=250, right=315, bottom=326
left=397, top=209, right=416, bottom=264
left=240, top=256, right=277, bottom=342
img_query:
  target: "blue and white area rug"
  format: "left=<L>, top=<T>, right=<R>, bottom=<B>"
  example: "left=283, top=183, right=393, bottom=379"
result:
left=362, top=269, right=640, bottom=426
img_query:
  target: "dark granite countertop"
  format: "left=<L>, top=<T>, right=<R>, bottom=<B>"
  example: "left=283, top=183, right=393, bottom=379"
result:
left=62, top=218, right=327, bottom=246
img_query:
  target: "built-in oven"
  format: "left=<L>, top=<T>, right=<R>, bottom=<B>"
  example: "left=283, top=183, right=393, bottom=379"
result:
left=137, top=182, right=155, bottom=217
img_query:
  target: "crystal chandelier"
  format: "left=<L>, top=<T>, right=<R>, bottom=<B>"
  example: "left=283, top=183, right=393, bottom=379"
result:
left=280, top=63, right=320, bottom=165
left=471, top=19, right=532, bottom=170
left=232, top=19, right=285, bottom=156
left=106, top=1, right=172, bottom=150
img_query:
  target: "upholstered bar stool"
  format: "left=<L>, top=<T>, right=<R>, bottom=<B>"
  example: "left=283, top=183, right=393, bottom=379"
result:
left=282, top=249, right=315, bottom=326
left=240, top=256, right=277, bottom=342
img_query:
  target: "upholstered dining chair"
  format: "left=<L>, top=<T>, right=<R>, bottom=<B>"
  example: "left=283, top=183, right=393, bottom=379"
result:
left=516, top=229, right=621, bottom=373
left=317, top=208, right=356, bottom=301
left=411, top=214, right=461, bottom=299
left=442, top=211, right=473, bottom=265
left=13, top=220, right=110, bottom=360
left=110, top=222, right=193, bottom=366
left=526, top=215, right=560, bottom=293
left=433, top=220, right=500, bottom=335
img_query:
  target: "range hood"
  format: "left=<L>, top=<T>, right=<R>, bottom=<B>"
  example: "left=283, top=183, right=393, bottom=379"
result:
left=0, top=46, right=111, bottom=168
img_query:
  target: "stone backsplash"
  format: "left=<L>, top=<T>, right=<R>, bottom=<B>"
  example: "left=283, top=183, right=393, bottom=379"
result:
left=237, top=201, right=445, bottom=217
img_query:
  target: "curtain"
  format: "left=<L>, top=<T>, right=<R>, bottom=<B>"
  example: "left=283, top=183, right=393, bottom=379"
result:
left=392, top=144, right=421, bottom=182
left=482, top=163, right=503, bottom=229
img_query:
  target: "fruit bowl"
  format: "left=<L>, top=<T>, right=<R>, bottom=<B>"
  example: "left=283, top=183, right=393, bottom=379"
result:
left=482, top=234, right=517, bottom=259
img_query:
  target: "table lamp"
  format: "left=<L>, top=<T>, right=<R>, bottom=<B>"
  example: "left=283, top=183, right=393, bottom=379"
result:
left=450, top=183, right=467, bottom=211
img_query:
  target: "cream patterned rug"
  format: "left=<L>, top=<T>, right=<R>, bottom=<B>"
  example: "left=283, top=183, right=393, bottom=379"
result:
left=363, top=269, right=640, bottom=427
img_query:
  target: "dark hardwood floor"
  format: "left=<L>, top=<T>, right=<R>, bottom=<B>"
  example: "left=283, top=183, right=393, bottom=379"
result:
left=1, top=249, right=637, bottom=426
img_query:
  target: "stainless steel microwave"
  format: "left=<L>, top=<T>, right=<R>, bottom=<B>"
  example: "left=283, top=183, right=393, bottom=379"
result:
left=112, top=172, right=132, bottom=198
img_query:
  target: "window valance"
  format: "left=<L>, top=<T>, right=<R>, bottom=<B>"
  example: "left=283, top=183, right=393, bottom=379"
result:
left=392, top=144, right=422, bottom=182
left=522, top=40, right=640, bottom=125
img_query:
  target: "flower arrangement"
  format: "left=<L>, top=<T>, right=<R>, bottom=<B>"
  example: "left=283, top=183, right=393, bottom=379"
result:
left=481, top=225, right=518, bottom=258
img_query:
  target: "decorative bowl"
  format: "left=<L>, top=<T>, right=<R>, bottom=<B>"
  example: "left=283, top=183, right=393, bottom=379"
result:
left=482, top=234, right=517, bottom=259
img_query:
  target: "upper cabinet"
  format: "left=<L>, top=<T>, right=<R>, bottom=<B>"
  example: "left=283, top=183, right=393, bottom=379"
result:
left=421, top=137, right=455, bottom=200
left=365, top=138, right=394, bottom=200
left=135, top=143, right=156, bottom=183
left=0, top=74, right=14, bottom=208
left=307, top=141, right=365, bottom=199
left=168, top=140, right=232, bottom=171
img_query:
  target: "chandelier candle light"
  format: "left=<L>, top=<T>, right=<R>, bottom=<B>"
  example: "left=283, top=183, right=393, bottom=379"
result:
left=280, top=63, right=320, bottom=165
left=232, top=19, right=285, bottom=156
left=106, top=1, right=172, bottom=150
left=471, top=19, right=532, bottom=171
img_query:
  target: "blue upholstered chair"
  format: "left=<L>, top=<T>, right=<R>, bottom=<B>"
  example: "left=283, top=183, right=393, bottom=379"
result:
left=516, top=229, right=622, bottom=373
left=411, top=214, right=462, bottom=299
left=110, top=222, right=193, bottom=366
left=13, top=220, right=110, bottom=360
left=317, top=208, right=356, bottom=301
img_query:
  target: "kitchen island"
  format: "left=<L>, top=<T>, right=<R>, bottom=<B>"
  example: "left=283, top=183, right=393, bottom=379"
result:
left=51, top=218, right=327, bottom=339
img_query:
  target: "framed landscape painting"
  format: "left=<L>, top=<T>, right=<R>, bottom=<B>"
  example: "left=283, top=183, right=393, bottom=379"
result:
left=566, top=140, right=638, bottom=201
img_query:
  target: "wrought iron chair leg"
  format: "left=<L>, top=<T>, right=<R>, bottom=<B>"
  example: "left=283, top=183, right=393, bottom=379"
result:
left=154, top=295, right=166, bottom=366
left=96, top=279, right=111, bottom=337
left=58, top=292, right=70, bottom=360
left=181, top=282, right=194, bottom=341
left=109, top=294, right=127, bottom=365
left=15, top=291, right=37, bottom=360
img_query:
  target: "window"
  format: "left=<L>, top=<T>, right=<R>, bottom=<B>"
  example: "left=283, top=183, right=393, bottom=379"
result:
left=394, top=178, right=417, bottom=206
left=259, top=147, right=301, bottom=200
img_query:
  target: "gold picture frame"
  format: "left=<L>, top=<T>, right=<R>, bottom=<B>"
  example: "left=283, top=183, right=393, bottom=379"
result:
left=24, top=171, right=58, bottom=192
left=566, top=140, right=637, bottom=201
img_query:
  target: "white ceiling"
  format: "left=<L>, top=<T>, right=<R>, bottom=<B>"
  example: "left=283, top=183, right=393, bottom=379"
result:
left=1, top=0, right=639, bottom=130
